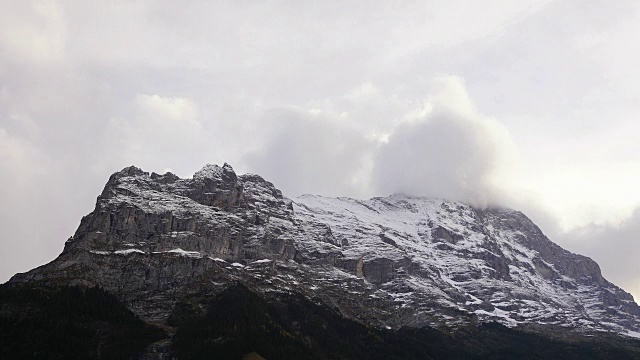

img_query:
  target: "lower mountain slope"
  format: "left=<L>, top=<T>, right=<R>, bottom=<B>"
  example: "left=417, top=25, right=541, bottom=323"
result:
left=4, top=163, right=640, bottom=358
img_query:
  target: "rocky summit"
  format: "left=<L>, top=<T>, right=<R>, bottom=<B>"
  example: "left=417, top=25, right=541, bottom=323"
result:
left=3, top=163, right=640, bottom=359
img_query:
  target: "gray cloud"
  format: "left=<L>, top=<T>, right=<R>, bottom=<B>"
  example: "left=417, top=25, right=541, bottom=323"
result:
left=244, top=107, right=374, bottom=198
left=558, top=209, right=640, bottom=302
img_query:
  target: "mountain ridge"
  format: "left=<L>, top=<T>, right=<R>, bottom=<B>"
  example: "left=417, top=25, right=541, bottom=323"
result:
left=4, top=162, right=640, bottom=358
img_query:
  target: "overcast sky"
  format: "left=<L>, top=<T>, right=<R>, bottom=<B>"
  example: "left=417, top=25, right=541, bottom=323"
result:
left=1, top=0, right=639, bottom=300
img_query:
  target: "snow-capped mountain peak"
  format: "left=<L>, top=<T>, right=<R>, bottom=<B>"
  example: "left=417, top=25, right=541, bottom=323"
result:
left=10, top=163, right=640, bottom=340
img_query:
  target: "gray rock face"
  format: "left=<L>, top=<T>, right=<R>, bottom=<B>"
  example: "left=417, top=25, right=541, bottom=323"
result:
left=10, top=164, right=640, bottom=338
left=12, top=164, right=298, bottom=322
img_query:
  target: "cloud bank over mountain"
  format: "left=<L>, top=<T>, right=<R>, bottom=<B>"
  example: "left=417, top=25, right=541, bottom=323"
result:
left=246, top=76, right=519, bottom=209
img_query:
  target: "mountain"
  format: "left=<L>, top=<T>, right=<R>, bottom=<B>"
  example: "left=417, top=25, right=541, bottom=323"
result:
left=2, top=163, right=640, bottom=359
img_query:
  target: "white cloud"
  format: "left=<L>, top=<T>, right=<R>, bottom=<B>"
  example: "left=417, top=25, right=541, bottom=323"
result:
left=135, top=93, right=199, bottom=126
left=0, top=1, right=67, bottom=65
left=0, top=128, right=47, bottom=191
left=517, top=161, right=640, bottom=231
left=0, top=129, right=58, bottom=279
left=243, top=76, right=522, bottom=210
left=372, top=76, right=519, bottom=207
left=105, top=94, right=204, bottom=174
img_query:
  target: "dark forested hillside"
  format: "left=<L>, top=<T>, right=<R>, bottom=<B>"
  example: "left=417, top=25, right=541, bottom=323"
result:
left=1, top=282, right=640, bottom=359
left=0, top=284, right=165, bottom=359
left=170, top=283, right=640, bottom=360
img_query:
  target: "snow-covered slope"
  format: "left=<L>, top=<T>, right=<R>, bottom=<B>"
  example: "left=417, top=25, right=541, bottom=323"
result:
left=294, top=194, right=640, bottom=336
left=10, top=163, right=640, bottom=339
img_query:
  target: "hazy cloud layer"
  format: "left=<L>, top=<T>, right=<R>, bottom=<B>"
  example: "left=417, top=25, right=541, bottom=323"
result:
left=1, top=1, right=639, bottom=300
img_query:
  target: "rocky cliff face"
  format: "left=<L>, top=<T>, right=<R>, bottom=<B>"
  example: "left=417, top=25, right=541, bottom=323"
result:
left=10, top=163, right=640, bottom=339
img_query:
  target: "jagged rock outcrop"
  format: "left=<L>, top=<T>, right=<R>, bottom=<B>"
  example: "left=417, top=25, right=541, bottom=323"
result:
left=11, top=163, right=298, bottom=322
left=9, top=163, right=640, bottom=340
